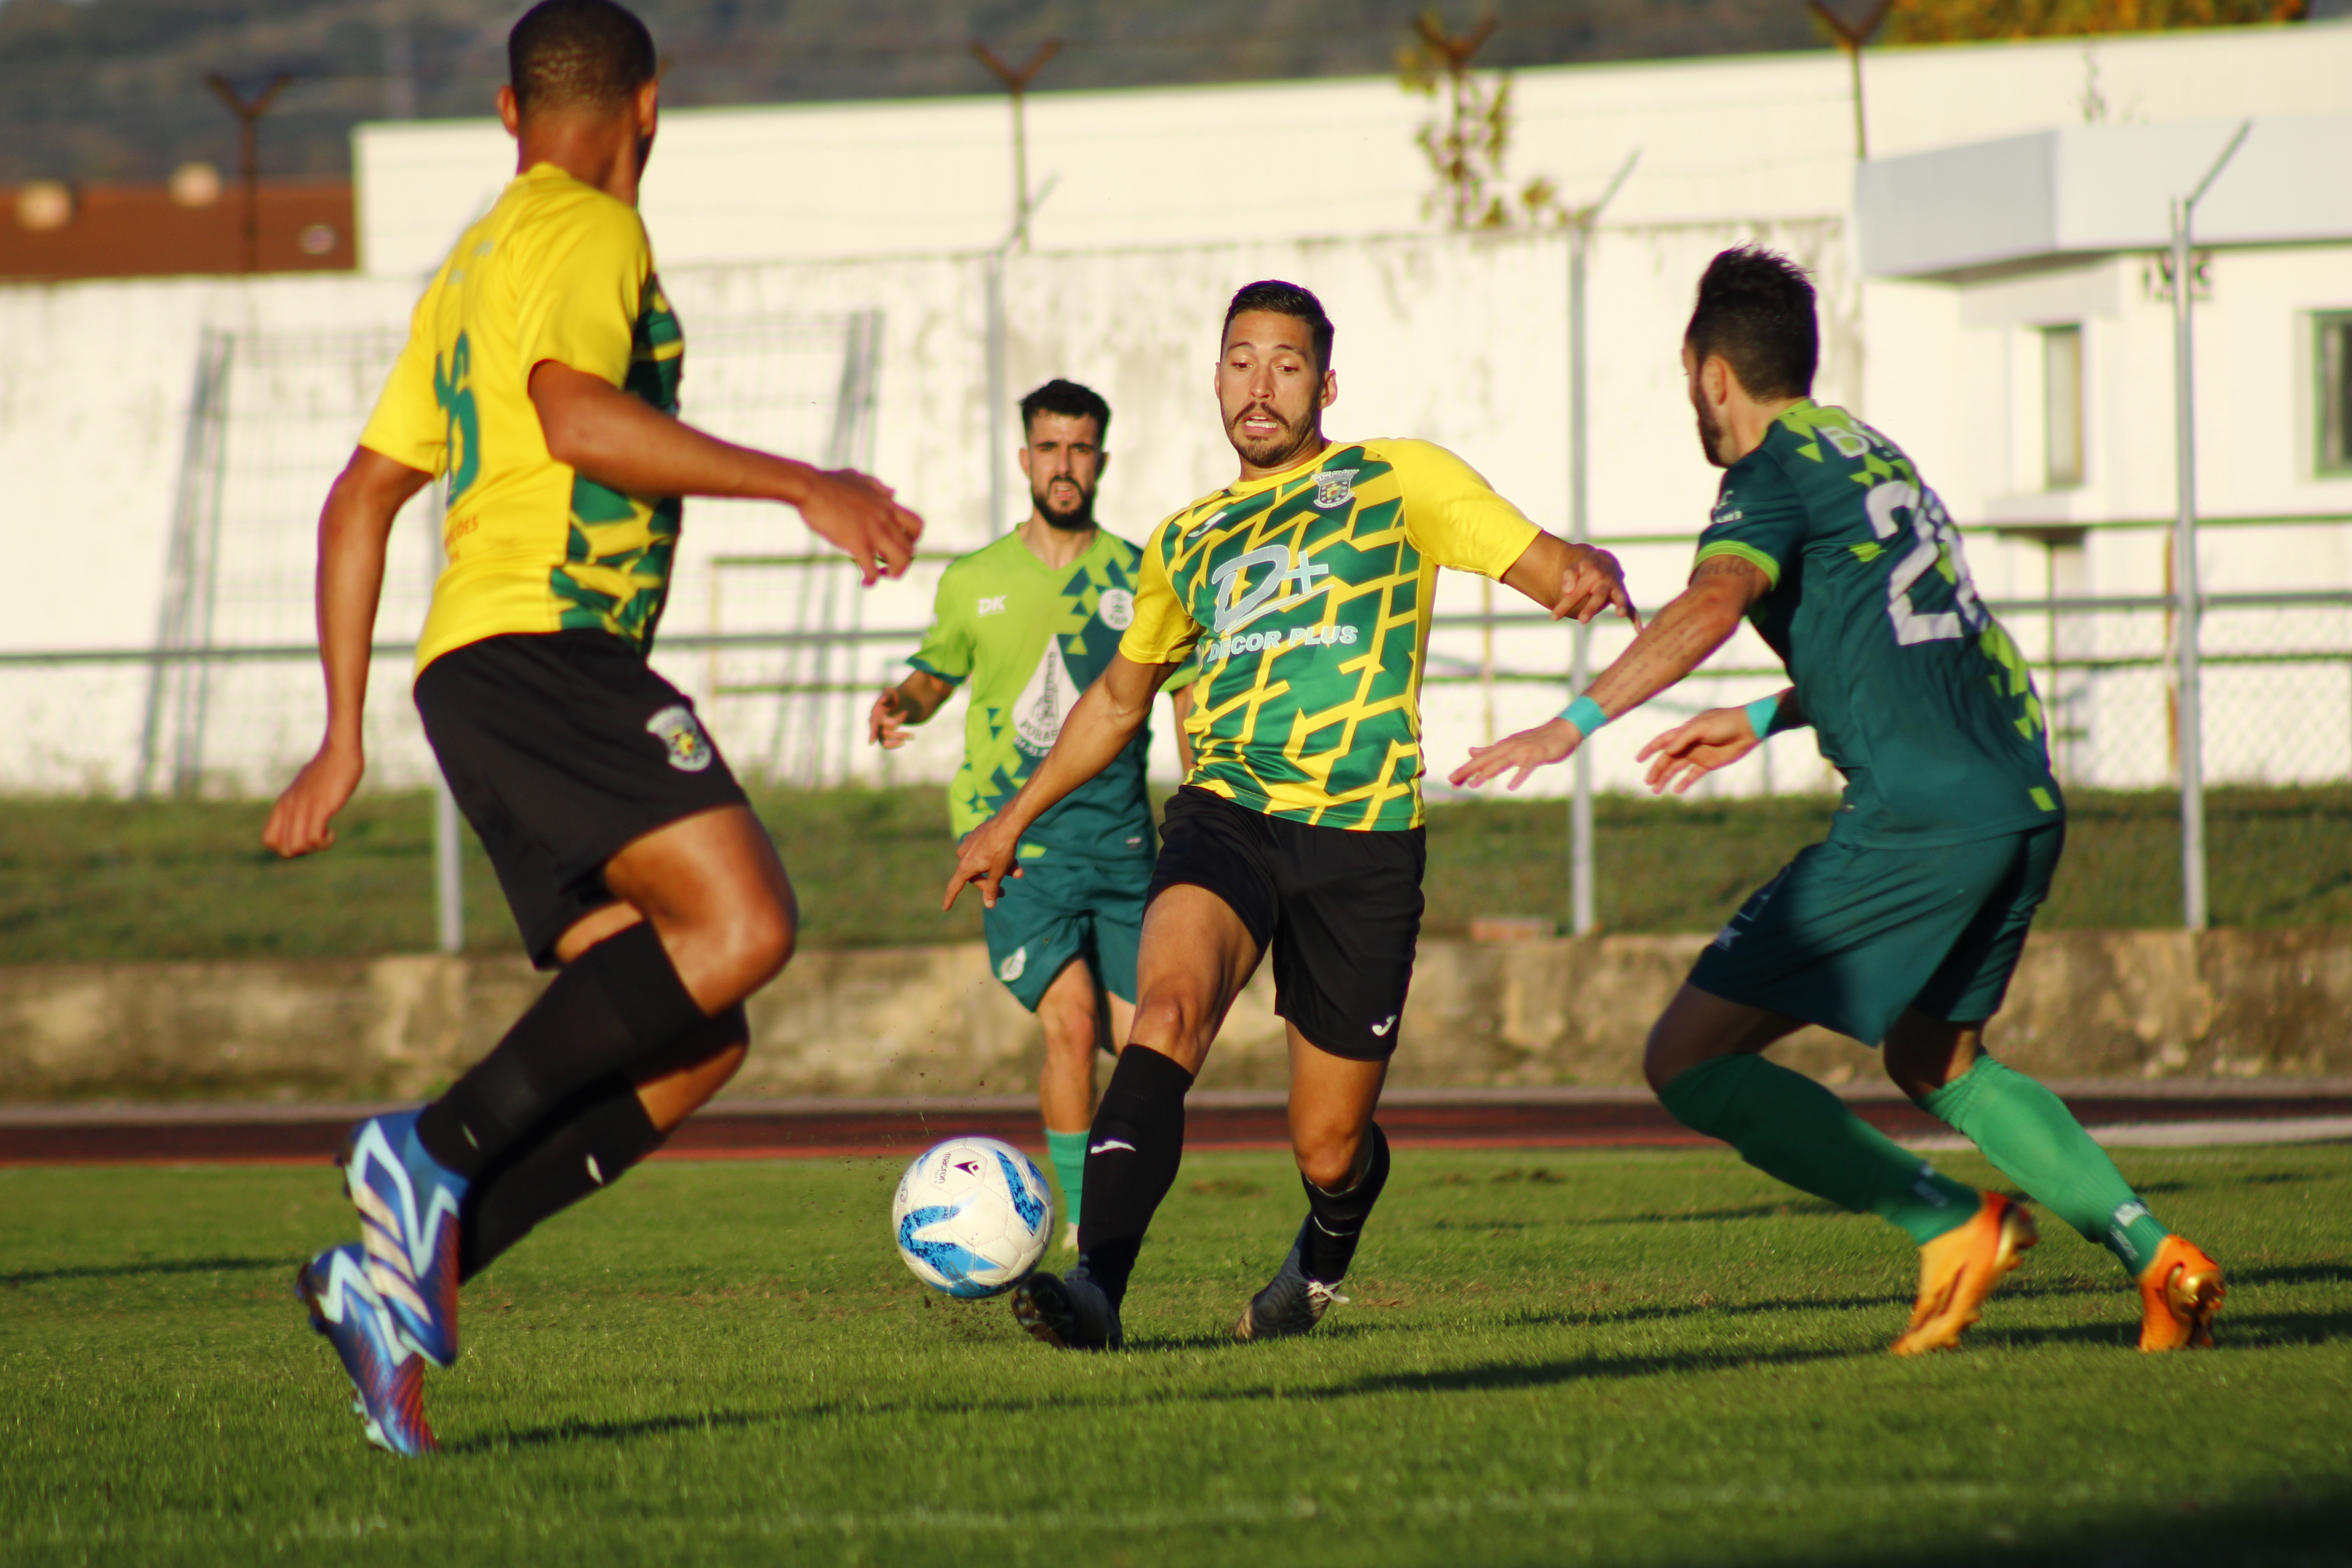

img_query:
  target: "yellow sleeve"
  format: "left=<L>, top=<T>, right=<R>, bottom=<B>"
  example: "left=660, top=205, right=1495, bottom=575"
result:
left=514, top=194, right=650, bottom=387
left=1388, top=439, right=1542, bottom=579
left=357, top=279, right=447, bottom=475
left=1117, top=517, right=1202, bottom=667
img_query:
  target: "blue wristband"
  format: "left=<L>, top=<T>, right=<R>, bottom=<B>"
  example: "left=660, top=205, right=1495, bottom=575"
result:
left=1744, top=694, right=1781, bottom=739
left=1559, top=695, right=1608, bottom=737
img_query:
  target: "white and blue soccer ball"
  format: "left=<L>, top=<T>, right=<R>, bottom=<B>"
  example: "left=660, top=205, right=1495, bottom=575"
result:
left=890, top=1136, right=1056, bottom=1298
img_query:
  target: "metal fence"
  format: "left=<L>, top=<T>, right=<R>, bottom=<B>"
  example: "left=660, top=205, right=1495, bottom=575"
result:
left=6, top=330, right=2350, bottom=947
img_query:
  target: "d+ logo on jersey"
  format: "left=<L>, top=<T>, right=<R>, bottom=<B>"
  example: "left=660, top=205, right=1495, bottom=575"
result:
left=645, top=704, right=715, bottom=772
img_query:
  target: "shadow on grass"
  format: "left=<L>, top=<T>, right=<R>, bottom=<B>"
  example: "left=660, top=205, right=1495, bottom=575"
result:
left=2229, top=1261, right=2352, bottom=1289
left=0, top=1254, right=289, bottom=1287
left=450, top=1408, right=777, bottom=1455
left=1812, top=1481, right=2352, bottom=1568
left=463, top=1340, right=1878, bottom=1456
left=1982, top=1305, right=2352, bottom=1352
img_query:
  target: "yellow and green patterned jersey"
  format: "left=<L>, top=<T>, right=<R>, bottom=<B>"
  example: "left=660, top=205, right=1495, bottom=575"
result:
left=359, top=162, right=685, bottom=674
left=1120, top=438, right=1540, bottom=831
left=1695, top=401, right=2062, bottom=846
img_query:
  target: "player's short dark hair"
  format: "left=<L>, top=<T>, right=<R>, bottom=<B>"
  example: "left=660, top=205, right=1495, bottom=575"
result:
left=509, top=0, right=657, bottom=117
left=1223, top=280, right=1334, bottom=374
left=1019, top=378, right=1111, bottom=440
left=1685, top=246, right=1817, bottom=401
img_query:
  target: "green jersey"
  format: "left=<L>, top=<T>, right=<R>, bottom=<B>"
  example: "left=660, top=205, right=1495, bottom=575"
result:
left=911, top=529, right=1193, bottom=859
left=1694, top=402, right=2062, bottom=847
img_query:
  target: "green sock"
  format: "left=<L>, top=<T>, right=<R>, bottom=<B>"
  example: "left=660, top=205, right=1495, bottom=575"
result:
left=1659, top=1055, right=1980, bottom=1245
left=1917, top=1056, right=2170, bottom=1275
left=1045, top=1127, right=1088, bottom=1229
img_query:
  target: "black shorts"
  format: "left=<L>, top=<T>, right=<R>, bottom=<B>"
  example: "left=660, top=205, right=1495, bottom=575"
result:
left=1147, top=786, right=1425, bottom=1061
left=415, top=630, right=750, bottom=968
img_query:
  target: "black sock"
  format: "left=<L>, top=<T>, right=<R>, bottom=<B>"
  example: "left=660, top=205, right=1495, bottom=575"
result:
left=1299, top=1123, right=1390, bottom=1285
left=456, top=1074, right=667, bottom=1282
left=454, top=1004, right=747, bottom=1280
left=417, top=922, right=704, bottom=1178
left=1074, top=1046, right=1194, bottom=1307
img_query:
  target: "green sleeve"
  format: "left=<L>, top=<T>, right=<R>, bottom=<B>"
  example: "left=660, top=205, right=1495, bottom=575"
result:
left=909, top=568, right=973, bottom=684
left=1694, top=451, right=1807, bottom=589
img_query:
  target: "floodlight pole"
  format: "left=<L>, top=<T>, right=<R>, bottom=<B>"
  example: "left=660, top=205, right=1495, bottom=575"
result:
left=426, top=483, right=463, bottom=954
left=1565, top=150, right=1638, bottom=937
left=206, top=73, right=293, bottom=273
left=1806, top=2, right=1891, bottom=162
left=2169, top=119, right=2250, bottom=934
left=975, top=40, right=1059, bottom=536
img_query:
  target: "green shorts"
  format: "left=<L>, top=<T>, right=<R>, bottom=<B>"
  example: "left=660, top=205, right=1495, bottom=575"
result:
left=1688, top=822, right=2064, bottom=1047
left=981, top=852, right=1151, bottom=1014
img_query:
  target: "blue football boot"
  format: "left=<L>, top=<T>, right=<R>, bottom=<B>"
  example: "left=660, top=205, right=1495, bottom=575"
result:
left=295, top=1244, right=439, bottom=1457
left=341, top=1108, right=468, bottom=1367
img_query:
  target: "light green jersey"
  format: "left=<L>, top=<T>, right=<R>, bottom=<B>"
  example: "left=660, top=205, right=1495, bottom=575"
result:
left=912, top=528, right=1195, bottom=859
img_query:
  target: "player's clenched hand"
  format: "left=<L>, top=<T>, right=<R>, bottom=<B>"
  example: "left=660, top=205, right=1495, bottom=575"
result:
left=262, top=742, right=364, bottom=858
left=869, top=688, right=912, bottom=749
left=796, top=468, right=923, bottom=586
left=943, top=815, right=1026, bottom=912
left=1552, top=546, right=1641, bottom=630
left=1449, top=717, right=1580, bottom=792
left=1636, top=706, right=1762, bottom=795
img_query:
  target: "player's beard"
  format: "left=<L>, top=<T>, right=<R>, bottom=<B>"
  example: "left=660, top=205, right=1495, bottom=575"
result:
left=1227, top=400, right=1318, bottom=471
left=1693, top=392, right=1731, bottom=469
left=1034, top=475, right=1096, bottom=532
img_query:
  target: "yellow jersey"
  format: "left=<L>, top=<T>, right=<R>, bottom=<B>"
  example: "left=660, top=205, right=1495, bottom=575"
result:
left=1118, top=438, right=1540, bottom=830
left=359, top=162, right=686, bottom=674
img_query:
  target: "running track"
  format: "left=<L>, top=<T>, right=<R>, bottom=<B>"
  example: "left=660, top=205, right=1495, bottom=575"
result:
left=5, top=1082, right=2348, bottom=1165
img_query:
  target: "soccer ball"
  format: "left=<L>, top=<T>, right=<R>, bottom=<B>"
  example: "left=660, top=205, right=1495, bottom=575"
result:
left=891, top=1136, right=1056, bottom=1298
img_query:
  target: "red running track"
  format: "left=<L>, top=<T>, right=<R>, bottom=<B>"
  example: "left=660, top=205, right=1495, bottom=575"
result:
left=4, top=1084, right=2348, bottom=1166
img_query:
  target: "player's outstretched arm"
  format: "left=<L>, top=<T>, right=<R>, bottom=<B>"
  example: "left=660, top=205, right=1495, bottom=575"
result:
left=944, top=653, right=1178, bottom=911
left=869, top=671, right=956, bottom=750
left=1500, top=533, right=1641, bottom=628
left=263, top=447, right=434, bottom=858
left=529, top=361, right=922, bottom=584
left=1448, top=554, right=1769, bottom=791
left=1637, top=687, right=1800, bottom=795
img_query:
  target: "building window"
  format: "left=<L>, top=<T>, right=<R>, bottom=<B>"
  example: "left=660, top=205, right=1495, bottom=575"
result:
left=2042, top=324, right=2083, bottom=489
left=2319, top=313, right=2352, bottom=476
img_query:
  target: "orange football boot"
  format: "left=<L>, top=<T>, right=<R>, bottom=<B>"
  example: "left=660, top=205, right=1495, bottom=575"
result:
left=2137, top=1236, right=2224, bottom=1352
left=1891, top=1191, right=2039, bottom=1357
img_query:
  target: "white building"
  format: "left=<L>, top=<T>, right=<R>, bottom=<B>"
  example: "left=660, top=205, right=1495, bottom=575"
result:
left=1, top=21, right=2346, bottom=799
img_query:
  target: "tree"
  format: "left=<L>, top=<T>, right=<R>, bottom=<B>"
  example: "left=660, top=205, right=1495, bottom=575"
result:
left=1396, top=10, right=1562, bottom=231
left=1885, top=0, right=2305, bottom=44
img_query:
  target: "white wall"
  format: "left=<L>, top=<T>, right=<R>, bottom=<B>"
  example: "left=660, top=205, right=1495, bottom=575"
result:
left=8, top=22, right=2350, bottom=800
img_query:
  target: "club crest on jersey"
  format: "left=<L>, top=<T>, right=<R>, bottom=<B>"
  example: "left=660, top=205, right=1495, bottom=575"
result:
left=1098, top=588, right=1134, bottom=630
left=645, top=704, right=715, bottom=772
left=1313, top=469, right=1359, bottom=510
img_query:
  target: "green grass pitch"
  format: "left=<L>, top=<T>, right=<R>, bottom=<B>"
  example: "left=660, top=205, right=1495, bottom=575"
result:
left=5, top=1145, right=2349, bottom=1566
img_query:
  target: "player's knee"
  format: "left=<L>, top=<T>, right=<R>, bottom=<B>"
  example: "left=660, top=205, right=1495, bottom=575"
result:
left=1293, top=1133, right=1359, bottom=1192
left=1039, top=1002, right=1096, bottom=1063
left=1128, top=993, right=1207, bottom=1057
left=1640, top=1027, right=1687, bottom=1097
left=719, top=895, right=795, bottom=992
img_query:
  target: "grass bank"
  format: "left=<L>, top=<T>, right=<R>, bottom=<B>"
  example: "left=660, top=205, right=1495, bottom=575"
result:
left=4, top=785, right=2350, bottom=964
